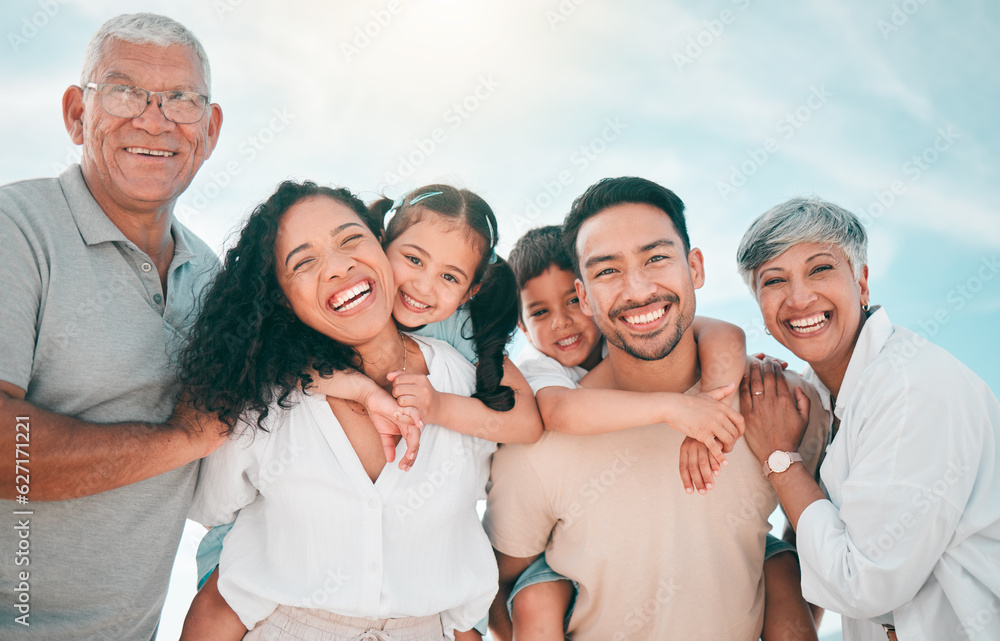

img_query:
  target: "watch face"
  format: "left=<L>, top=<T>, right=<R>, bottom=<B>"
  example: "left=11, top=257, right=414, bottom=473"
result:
left=768, top=451, right=791, bottom=473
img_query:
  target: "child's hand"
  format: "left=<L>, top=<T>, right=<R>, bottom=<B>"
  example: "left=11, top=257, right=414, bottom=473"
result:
left=679, top=436, right=722, bottom=495
left=388, top=371, right=443, bottom=426
left=664, top=383, right=745, bottom=465
left=751, top=353, right=789, bottom=369
left=361, top=384, right=424, bottom=471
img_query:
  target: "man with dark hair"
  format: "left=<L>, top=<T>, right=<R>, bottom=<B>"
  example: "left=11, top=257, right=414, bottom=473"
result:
left=486, top=177, right=829, bottom=640
left=0, top=13, right=225, bottom=639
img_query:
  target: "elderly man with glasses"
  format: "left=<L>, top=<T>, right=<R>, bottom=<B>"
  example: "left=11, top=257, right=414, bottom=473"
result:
left=0, top=13, right=226, bottom=640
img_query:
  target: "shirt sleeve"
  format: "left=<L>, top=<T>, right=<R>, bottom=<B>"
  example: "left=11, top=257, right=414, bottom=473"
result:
left=0, top=208, right=42, bottom=390
left=517, top=354, right=581, bottom=395
left=796, top=371, right=976, bottom=619
left=188, top=425, right=264, bottom=526
left=483, top=445, right=557, bottom=558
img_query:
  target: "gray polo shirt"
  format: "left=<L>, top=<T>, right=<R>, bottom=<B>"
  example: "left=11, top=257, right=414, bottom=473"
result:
left=0, top=165, right=219, bottom=640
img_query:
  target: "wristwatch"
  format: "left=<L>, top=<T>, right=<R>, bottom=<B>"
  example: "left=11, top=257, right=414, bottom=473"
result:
left=762, top=450, right=802, bottom=478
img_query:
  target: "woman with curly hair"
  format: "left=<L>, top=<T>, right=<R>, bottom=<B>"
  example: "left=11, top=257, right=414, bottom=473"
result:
left=178, top=180, right=505, bottom=640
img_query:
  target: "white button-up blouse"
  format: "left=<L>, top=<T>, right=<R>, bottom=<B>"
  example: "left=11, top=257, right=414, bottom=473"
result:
left=189, top=335, right=499, bottom=636
left=797, top=307, right=1000, bottom=641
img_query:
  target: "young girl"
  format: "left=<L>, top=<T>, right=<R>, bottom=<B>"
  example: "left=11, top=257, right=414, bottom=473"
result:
left=180, top=184, right=542, bottom=641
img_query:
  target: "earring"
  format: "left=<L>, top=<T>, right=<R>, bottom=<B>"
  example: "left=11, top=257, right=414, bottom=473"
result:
left=862, top=301, right=870, bottom=312
left=764, top=326, right=771, bottom=336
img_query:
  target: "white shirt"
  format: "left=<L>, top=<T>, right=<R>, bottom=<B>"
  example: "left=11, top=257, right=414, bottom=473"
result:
left=797, top=307, right=1000, bottom=641
left=515, top=340, right=608, bottom=393
left=189, top=335, right=499, bottom=636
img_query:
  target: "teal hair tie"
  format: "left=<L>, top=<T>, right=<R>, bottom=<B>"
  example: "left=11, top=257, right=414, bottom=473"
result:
left=409, top=190, right=443, bottom=205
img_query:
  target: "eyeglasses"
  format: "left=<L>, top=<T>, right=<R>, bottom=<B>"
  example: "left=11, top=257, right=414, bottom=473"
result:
left=84, top=82, right=210, bottom=124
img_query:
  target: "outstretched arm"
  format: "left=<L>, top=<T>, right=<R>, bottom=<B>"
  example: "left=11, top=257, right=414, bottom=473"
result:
left=1, top=380, right=225, bottom=501
left=537, top=384, right=743, bottom=463
left=390, top=357, right=543, bottom=444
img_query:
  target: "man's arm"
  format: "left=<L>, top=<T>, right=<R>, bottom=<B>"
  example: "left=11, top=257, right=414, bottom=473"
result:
left=488, top=551, right=539, bottom=641
left=1, top=380, right=226, bottom=501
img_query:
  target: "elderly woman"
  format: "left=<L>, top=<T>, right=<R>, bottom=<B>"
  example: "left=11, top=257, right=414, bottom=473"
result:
left=178, top=180, right=504, bottom=640
left=735, top=198, right=1000, bottom=641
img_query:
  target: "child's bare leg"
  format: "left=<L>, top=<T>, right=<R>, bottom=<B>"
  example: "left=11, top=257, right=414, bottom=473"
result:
left=179, top=567, right=248, bottom=641
left=453, top=629, right=483, bottom=640
left=761, top=551, right=818, bottom=641
left=511, top=579, right=573, bottom=641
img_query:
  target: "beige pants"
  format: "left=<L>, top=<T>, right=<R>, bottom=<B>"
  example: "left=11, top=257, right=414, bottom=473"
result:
left=243, top=605, right=446, bottom=641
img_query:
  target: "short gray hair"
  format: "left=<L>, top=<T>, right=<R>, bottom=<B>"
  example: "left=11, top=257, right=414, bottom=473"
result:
left=736, top=197, right=868, bottom=294
left=81, top=13, right=212, bottom=95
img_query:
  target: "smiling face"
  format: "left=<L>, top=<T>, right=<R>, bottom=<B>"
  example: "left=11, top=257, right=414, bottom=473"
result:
left=385, top=212, right=483, bottom=329
left=575, top=203, right=704, bottom=361
left=65, top=38, right=222, bottom=217
left=519, top=266, right=603, bottom=369
left=274, top=196, right=395, bottom=345
left=754, top=241, right=869, bottom=380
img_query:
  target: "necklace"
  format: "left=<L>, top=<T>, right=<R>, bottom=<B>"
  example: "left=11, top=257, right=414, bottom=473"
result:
left=346, top=331, right=407, bottom=416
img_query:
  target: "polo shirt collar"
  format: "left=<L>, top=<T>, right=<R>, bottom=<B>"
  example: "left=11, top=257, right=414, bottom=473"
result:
left=59, top=163, right=195, bottom=264
left=801, top=305, right=893, bottom=420
left=60, top=164, right=130, bottom=246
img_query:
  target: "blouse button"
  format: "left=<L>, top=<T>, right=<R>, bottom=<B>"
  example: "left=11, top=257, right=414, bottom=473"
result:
left=368, top=562, right=379, bottom=573
left=368, top=498, right=379, bottom=509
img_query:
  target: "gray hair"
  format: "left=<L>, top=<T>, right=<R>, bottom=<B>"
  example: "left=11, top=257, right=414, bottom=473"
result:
left=736, top=197, right=868, bottom=294
left=81, top=13, right=212, bottom=95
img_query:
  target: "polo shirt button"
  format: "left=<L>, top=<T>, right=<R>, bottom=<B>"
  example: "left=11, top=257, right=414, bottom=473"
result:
left=141, top=262, right=153, bottom=272
left=154, top=294, right=162, bottom=304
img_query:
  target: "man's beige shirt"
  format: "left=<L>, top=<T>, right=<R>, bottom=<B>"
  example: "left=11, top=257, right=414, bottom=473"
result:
left=484, top=369, right=828, bottom=641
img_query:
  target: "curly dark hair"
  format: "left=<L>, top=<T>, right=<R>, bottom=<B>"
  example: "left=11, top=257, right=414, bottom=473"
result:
left=178, top=180, right=381, bottom=433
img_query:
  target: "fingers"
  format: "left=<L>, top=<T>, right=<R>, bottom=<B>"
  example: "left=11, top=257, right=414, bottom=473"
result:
left=705, top=434, right=727, bottom=467
left=704, top=382, right=737, bottom=402
left=794, top=386, right=811, bottom=423
left=723, top=404, right=746, bottom=437
left=739, top=369, right=753, bottom=409
left=680, top=441, right=719, bottom=495
left=397, top=425, right=420, bottom=471
left=394, top=406, right=424, bottom=430
left=379, top=433, right=397, bottom=463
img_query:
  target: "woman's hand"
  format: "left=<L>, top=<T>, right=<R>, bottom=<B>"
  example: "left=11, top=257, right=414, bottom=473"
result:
left=739, top=358, right=810, bottom=464
left=665, top=384, right=745, bottom=464
left=388, top=371, right=444, bottom=426
left=679, top=436, right=722, bottom=494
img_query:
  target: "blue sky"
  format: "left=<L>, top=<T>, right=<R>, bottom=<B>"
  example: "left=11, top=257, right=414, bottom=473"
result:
left=3, top=1, right=996, bottom=396
left=3, top=2, right=997, bottom=638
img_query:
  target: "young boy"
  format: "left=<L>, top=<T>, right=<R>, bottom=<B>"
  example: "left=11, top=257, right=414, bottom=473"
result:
left=494, top=225, right=820, bottom=641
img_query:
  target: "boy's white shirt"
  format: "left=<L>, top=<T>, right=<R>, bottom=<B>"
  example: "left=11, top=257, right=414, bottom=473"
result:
left=514, top=339, right=608, bottom=393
